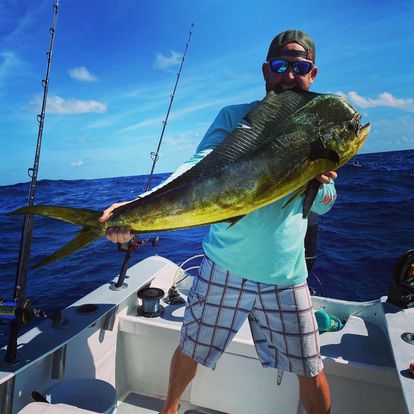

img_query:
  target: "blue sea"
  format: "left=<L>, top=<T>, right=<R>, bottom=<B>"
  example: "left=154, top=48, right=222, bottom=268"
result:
left=0, top=149, right=413, bottom=344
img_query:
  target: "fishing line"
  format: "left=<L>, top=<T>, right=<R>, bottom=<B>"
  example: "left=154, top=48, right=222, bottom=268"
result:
left=309, top=271, right=325, bottom=297
left=145, top=23, right=194, bottom=192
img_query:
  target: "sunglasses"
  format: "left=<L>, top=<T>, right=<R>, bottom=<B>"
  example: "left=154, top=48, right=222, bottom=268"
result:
left=268, top=59, right=314, bottom=75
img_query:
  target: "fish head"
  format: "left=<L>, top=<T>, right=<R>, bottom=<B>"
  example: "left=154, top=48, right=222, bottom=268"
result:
left=312, top=95, right=371, bottom=167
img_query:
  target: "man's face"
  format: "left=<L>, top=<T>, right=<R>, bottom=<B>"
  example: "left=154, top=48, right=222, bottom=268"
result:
left=262, top=42, right=318, bottom=93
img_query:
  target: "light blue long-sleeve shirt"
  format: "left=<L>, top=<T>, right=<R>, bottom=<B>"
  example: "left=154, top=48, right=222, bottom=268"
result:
left=151, top=101, right=336, bottom=286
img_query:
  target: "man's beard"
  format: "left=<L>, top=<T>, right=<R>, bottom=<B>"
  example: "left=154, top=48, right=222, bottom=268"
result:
left=272, top=85, right=302, bottom=93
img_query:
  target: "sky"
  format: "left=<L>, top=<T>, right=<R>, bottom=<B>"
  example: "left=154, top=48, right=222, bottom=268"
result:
left=1, top=0, right=414, bottom=186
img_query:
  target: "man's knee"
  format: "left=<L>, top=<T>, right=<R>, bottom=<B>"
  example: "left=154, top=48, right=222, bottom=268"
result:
left=298, top=370, right=328, bottom=390
left=174, top=348, right=198, bottom=372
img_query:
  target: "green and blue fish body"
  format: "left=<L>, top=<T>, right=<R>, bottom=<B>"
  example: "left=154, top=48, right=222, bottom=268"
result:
left=10, top=90, right=371, bottom=267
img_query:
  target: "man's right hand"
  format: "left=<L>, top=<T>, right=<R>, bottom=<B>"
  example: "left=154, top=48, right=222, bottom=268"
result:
left=99, top=202, right=133, bottom=243
left=104, top=227, right=133, bottom=243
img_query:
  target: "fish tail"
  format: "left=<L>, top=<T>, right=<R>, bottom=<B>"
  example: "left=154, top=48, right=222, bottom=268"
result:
left=33, top=228, right=102, bottom=268
left=9, top=205, right=102, bottom=227
left=9, top=205, right=105, bottom=267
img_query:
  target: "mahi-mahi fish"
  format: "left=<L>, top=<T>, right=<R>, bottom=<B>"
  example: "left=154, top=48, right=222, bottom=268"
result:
left=10, top=90, right=371, bottom=267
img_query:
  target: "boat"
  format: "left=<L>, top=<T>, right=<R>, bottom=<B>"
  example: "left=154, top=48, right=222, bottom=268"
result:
left=2, top=3, right=413, bottom=413
left=0, top=249, right=413, bottom=413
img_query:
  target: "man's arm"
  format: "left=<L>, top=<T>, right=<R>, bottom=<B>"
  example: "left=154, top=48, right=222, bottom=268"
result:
left=311, top=172, right=337, bottom=215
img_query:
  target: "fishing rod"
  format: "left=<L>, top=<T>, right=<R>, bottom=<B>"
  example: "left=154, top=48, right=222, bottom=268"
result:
left=145, top=22, right=194, bottom=192
left=4, top=0, right=60, bottom=363
left=115, top=23, right=195, bottom=289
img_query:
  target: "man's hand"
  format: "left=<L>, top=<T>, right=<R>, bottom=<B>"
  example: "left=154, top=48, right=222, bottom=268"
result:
left=99, top=202, right=133, bottom=243
left=316, top=171, right=337, bottom=185
left=104, top=227, right=133, bottom=243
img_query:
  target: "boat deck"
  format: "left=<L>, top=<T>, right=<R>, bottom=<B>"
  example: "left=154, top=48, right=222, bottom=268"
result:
left=117, top=391, right=227, bottom=414
left=2, top=256, right=412, bottom=414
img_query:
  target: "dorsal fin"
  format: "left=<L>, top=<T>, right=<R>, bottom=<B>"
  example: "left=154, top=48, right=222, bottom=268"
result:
left=114, top=90, right=320, bottom=215
left=243, top=89, right=319, bottom=129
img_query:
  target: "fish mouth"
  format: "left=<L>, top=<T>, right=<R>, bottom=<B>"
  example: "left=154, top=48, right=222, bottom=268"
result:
left=358, top=122, right=371, bottom=139
left=355, top=122, right=371, bottom=150
left=338, top=121, right=371, bottom=167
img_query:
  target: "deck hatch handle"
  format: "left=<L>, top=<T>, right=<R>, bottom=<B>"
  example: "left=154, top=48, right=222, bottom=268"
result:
left=401, top=332, right=414, bottom=345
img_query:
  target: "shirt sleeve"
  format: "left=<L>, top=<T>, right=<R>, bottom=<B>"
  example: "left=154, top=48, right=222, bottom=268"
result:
left=196, top=107, right=234, bottom=152
left=310, top=179, right=337, bottom=215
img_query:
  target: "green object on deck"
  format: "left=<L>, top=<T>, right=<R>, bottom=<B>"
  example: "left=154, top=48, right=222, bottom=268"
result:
left=315, top=309, right=343, bottom=332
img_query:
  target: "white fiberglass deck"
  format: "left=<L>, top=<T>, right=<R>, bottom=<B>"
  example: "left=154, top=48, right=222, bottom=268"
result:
left=2, top=256, right=412, bottom=414
left=117, top=391, right=227, bottom=413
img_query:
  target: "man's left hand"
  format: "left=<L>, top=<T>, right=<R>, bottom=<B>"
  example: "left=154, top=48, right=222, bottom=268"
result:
left=316, top=171, right=337, bottom=184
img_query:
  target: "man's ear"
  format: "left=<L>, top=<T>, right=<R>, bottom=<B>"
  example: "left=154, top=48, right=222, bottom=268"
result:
left=309, top=65, right=318, bottom=84
left=262, top=62, right=269, bottom=81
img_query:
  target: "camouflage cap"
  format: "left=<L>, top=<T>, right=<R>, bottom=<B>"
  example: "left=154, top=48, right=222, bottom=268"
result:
left=266, top=30, right=316, bottom=63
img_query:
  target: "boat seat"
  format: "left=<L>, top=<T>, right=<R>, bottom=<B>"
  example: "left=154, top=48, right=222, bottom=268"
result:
left=18, top=379, right=117, bottom=414
left=18, top=402, right=96, bottom=413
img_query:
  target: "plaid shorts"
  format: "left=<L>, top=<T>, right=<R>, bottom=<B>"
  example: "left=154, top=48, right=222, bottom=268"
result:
left=179, top=256, right=323, bottom=377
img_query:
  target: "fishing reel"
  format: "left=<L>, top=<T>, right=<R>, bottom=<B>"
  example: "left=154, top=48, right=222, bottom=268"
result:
left=118, top=235, right=160, bottom=253
left=0, top=298, right=62, bottom=326
left=2, top=298, right=63, bottom=363
left=387, top=249, right=414, bottom=309
left=114, top=235, right=160, bottom=289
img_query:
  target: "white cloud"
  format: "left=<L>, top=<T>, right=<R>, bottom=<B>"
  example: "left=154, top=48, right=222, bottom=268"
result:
left=68, top=66, right=98, bottom=82
left=45, top=96, right=107, bottom=114
left=337, top=91, right=414, bottom=112
left=70, top=160, right=84, bottom=167
left=154, top=51, right=182, bottom=69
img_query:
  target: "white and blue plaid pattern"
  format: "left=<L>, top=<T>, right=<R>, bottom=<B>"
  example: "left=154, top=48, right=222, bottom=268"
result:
left=180, top=257, right=323, bottom=377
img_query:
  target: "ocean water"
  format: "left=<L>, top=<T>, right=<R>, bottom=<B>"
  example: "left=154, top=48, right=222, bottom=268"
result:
left=0, top=149, right=413, bottom=343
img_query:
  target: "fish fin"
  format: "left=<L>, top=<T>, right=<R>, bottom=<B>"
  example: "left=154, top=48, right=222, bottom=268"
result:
left=282, top=186, right=307, bottom=209
left=120, top=90, right=321, bottom=210
left=309, top=136, right=340, bottom=165
left=9, top=205, right=105, bottom=267
left=226, top=215, right=245, bottom=228
left=302, top=179, right=321, bottom=218
left=244, top=89, right=319, bottom=128
left=309, top=147, right=340, bottom=165
left=9, top=205, right=102, bottom=227
left=33, top=228, right=102, bottom=268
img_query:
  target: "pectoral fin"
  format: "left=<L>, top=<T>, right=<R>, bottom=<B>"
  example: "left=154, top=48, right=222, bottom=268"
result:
left=309, top=140, right=340, bottom=165
left=302, top=179, right=321, bottom=218
left=226, top=215, right=245, bottom=228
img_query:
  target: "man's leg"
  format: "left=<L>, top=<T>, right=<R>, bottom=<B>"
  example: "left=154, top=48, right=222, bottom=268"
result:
left=298, top=370, right=331, bottom=414
left=160, top=347, right=198, bottom=414
left=161, top=257, right=254, bottom=413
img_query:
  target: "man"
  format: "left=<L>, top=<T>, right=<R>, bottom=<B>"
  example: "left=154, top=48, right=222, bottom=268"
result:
left=101, top=30, right=335, bottom=414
